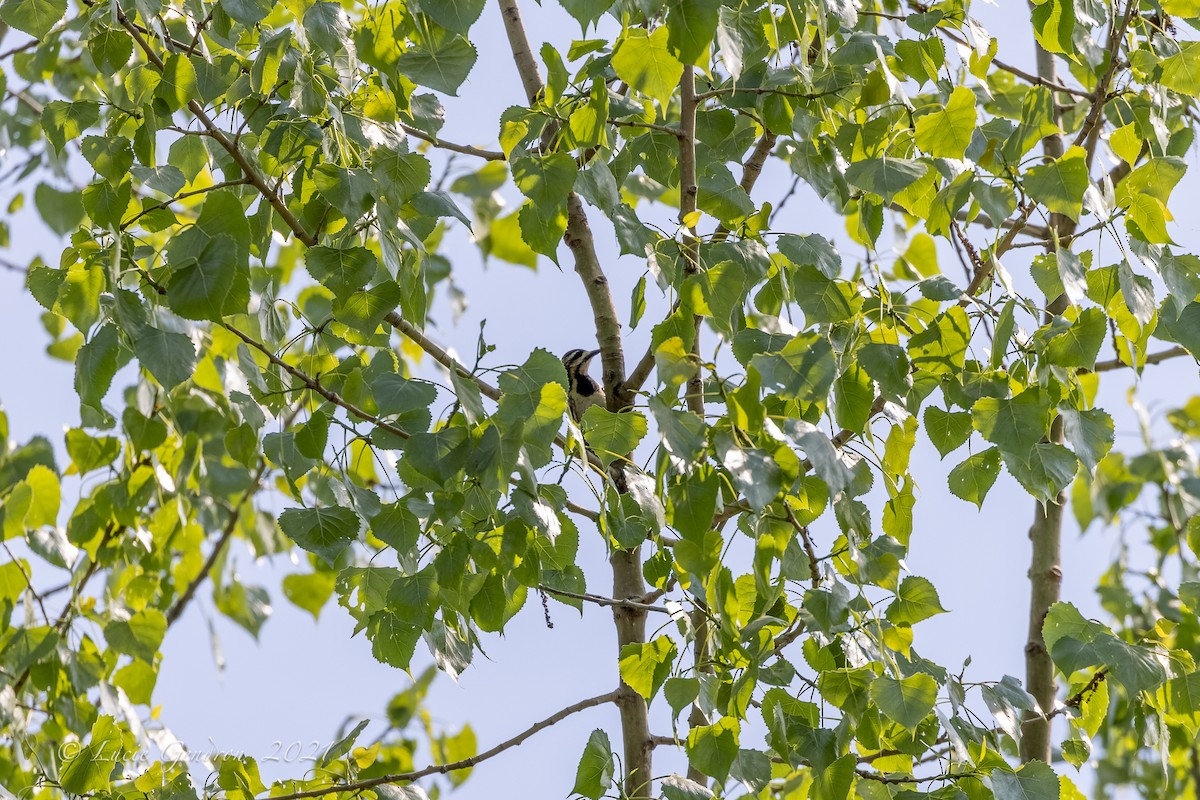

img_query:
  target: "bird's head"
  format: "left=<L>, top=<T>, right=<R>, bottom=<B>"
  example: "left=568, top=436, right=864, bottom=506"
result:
left=562, top=348, right=601, bottom=373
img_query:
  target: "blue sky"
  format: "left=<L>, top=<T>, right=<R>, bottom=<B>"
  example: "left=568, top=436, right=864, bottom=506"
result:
left=2, top=2, right=1198, bottom=796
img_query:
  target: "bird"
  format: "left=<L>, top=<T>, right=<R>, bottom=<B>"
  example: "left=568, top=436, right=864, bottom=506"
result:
left=562, top=348, right=604, bottom=421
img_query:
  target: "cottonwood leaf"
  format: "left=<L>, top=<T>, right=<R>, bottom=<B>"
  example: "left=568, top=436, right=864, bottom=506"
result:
left=279, top=506, right=361, bottom=565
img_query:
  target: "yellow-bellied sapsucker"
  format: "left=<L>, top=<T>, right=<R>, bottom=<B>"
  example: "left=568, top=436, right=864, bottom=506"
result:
left=562, top=348, right=604, bottom=421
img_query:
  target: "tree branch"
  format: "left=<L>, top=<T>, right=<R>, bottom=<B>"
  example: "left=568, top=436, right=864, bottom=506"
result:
left=678, top=64, right=703, bottom=418
left=111, top=2, right=319, bottom=248
left=267, top=690, right=622, bottom=800
left=13, top=524, right=122, bottom=692
left=121, top=178, right=250, bottom=230
left=624, top=127, right=776, bottom=397
left=399, top=121, right=505, bottom=161
left=1047, top=667, right=1107, bottom=719
left=493, top=5, right=646, bottom=796
left=165, top=402, right=301, bottom=626
left=165, top=460, right=270, bottom=626
left=539, top=585, right=670, bottom=614
left=1091, top=346, right=1192, bottom=373
left=385, top=312, right=501, bottom=402
left=223, top=324, right=409, bottom=440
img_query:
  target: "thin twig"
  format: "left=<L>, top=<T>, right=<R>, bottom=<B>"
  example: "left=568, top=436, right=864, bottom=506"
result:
left=539, top=586, right=670, bottom=614
left=3, top=543, right=49, bottom=624
left=385, top=313, right=500, bottom=402
left=1047, top=668, right=1107, bottom=719
left=13, top=524, right=122, bottom=692
left=121, top=178, right=250, bottom=230
left=266, top=690, right=622, bottom=800
left=399, top=122, right=505, bottom=161
left=223, top=324, right=410, bottom=440
left=1091, top=346, right=1192, bottom=373
left=165, top=402, right=301, bottom=626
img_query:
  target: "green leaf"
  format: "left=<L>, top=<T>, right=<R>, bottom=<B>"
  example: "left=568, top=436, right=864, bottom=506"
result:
left=279, top=506, right=361, bottom=565
left=947, top=447, right=1002, bottom=508
left=1117, top=260, right=1156, bottom=327
left=844, top=157, right=927, bottom=203
left=167, top=234, right=240, bottom=321
left=372, top=373, right=437, bottom=431
left=662, top=775, right=715, bottom=800
left=858, top=343, right=911, bottom=397
left=215, top=582, right=272, bottom=638
left=422, top=0, right=485, bottom=33
left=685, top=716, right=739, bottom=782
left=82, top=179, right=131, bottom=229
left=33, top=183, right=85, bottom=236
left=715, top=436, right=781, bottom=511
left=666, top=0, right=720, bottom=64
left=40, top=100, right=99, bottom=154
left=571, top=729, right=615, bottom=800
left=60, top=717, right=130, bottom=794
left=282, top=572, right=336, bottom=620
left=1161, top=41, right=1200, bottom=97
left=1167, top=671, right=1200, bottom=715
left=485, top=211, right=538, bottom=267
left=403, top=427, right=470, bottom=484
left=123, top=408, right=166, bottom=452
left=2, top=464, right=59, bottom=537
left=612, top=27, right=684, bottom=105
left=0, top=0, right=64, bottom=37
left=65, top=429, right=120, bottom=473
left=792, top=265, right=861, bottom=324
left=80, top=136, right=133, bottom=182
left=581, top=406, right=647, bottom=467
left=88, top=26, right=133, bottom=73
left=156, top=53, right=198, bottom=111
left=104, top=609, right=167, bottom=662
left=886, top=576, right=948, bottom=625
left=387, top=567, right=438, bottom=628
left=1023, top=145, right=1089, bottom=221
left=697, top=163, right=755, bottom=224
left=749, top=333, right=836, bottom=403
left=367, top=612, right=420, bottom=668
left=1011, top=442, right=1078, bottom=505
left=334, top=281, right=403, bottom=333
left=907, top=306, right=970, bottom=376
left=518, top=200, right=568, bottom=259
left=834, top=363, right=874, bottom=433
left=869, top=673, right=937, bottom=730
left=1031, top=0, right=1074, bottom=55
left=811, top=754, right=856, bottom=800
left=924, top=407, right=972, bottom=458
left=1061, top=408, right=1114, bottom=472
left=396, top=33, right=478, bottom=95
left=75, top=324, right=120, bottom=409
left=778, top=233, right=841, bottom=278
left=992, top=759, right=1060, bottom=800
left=972, top=389, right=1053, bottom=462
left=619, top=636, right=677, bottom=702
left=295, top=410, right=330, bottom=459
left=560, top=0, right=612, bottom=28
left=306, top=246, right=379, bottom=298
left=1044, top=307, right=1105, bottom=369
left=135, top=327, right=197, bottom=390
left=303, top=1, right=352, bottom=56
left=372, top=148, right=432, bottom=205
left=915, top=86, right=976, bottom=159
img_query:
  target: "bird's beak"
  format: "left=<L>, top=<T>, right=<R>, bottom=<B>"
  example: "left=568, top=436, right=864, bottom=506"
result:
left=586, top=348, right=601, bottom=360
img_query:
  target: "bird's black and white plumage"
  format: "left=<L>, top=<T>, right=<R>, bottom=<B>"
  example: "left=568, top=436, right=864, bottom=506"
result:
left=562, top=348, right=604, bottom=421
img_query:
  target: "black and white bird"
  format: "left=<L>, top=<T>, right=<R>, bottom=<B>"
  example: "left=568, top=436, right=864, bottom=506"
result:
left=562, top=348, right=604, bottom=421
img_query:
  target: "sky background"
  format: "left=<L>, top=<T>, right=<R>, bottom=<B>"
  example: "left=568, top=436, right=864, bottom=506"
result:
left=1, top=1, right=1198, bottom=797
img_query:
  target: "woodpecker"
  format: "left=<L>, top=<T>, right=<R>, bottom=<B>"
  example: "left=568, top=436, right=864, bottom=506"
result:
left=562, top=348, right=604, bottom=421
